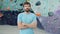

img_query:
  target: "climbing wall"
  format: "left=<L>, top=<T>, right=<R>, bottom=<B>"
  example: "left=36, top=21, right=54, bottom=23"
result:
left=28, top=0, right=60, bottom=16
left=1, top=0, right=26, bottom=10
left=0, top=0, right=3, bottom=9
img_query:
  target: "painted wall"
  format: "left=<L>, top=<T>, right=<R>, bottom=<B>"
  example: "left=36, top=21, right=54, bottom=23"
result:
left=0, top=0, right=3, bottom=9
left=28, top=0, right=60, bottom=16
left=1, top=0, right=26, bottom=10
left=0, top=0, right=60, bottom=16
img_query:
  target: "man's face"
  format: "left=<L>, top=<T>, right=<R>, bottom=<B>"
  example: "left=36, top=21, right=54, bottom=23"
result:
left=23, top=4, right=31, bottom=12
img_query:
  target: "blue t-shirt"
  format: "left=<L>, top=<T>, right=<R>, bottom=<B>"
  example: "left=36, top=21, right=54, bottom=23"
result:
left=17, top=12, right=36, bottom=34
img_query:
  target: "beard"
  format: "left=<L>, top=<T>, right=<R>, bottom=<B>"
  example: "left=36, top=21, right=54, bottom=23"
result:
left=25, top=8, right=30, bottom=12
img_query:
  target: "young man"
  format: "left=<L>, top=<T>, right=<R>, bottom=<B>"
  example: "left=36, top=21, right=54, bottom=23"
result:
left=17, top=2, right=37, bottom=34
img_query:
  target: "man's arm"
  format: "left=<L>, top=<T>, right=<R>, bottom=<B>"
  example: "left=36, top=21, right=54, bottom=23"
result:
left=28, top=22, right=37, bottom=28
left=22, top=14, right=37, bottom=28
left=17, top=22, right=28, bottom=30
left=22, top=21, right=37, bottom=28
left=17, top=14, right=28, bottom=30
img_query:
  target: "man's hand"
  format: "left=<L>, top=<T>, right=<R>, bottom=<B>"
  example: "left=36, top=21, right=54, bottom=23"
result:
left=18, top=23, right=28, bottom=30
left=22, top=23, right=29, bottom=27
left=22, top=23, right=37, bottom=28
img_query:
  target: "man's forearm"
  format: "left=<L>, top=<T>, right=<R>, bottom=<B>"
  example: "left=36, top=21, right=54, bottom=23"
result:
left=18, top=22, right=37, bottom=29
left=24, top=24, right=37, bottom=28
left=18, top=24, right=28, bottom=30
left=27, top=24, right=37, bottom=28
left=20, top=26, right=27, bottom=29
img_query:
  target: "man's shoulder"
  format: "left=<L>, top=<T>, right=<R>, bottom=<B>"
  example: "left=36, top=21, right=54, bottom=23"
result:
left=18, top=13, right=24, bottom=16
left=30, top=13, right=36, bottom=16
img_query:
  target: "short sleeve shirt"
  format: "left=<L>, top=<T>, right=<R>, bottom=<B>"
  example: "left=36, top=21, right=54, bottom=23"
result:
left=17, top=12, right=36, bottom=34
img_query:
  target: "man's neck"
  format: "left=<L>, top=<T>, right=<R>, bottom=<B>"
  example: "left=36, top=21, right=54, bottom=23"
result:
left=25, top=11, right=30, bottom=14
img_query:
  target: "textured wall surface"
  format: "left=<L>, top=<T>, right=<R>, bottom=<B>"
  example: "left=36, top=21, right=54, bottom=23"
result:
left=1, top=0, right=26, bottom=10
left=29, top=0, right=60, bottom=16
left=0, top=0, right=60, bottom=16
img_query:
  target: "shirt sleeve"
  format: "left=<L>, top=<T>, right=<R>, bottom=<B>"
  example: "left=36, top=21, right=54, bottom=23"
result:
left=32, top=14, right=37, bottom=22
left=17, top=13, right=22, bottom=23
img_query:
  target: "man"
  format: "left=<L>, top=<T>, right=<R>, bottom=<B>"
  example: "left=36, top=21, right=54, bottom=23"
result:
left=17, top=2, right=37, bottom=34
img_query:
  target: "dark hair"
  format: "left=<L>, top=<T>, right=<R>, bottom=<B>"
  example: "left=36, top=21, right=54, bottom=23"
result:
left=23, top=2, right=31, bottom=7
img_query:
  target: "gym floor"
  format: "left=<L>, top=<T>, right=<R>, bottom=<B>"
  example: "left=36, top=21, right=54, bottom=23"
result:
left=0, top=25, right=50, bottom=34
